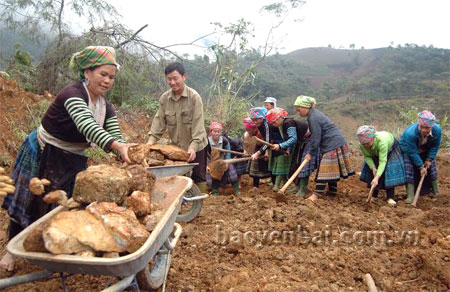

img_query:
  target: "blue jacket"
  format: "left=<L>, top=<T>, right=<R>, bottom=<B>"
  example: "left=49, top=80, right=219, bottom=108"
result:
left=400, top=123, right=442, bottom=168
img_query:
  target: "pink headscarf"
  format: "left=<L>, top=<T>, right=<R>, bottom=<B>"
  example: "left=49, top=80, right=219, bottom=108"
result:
left=418, top=110, right=436, bottom=127
left=242, top=118, right=257, bottom=130
left=266, top=108, right=288, bottom=124
left=209, top=122, right=223, bottom=136
left=356, top=125, right=376, bottom=144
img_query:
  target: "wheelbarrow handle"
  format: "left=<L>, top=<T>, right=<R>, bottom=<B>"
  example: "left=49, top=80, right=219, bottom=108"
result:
left=164, top=223, right=183, bottom=250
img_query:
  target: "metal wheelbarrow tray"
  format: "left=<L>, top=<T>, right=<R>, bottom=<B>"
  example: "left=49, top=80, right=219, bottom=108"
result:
left=7, top=175, right=192, bottom=278
left=147, top=163, right=198, bottom=178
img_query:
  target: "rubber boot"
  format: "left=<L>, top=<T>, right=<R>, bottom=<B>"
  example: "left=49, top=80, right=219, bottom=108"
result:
left=273, top=176, right=282, bottom=192
left=295, top=178, right=308, bottom=197
left=232, top=182, right=240, bottom=196
left=286, top=183, right=299, bottom=194
left=431, top=179, right=439, bottom=196
left=196, top=182, right=208, bottom=194
left=405, top=183, right=415, bottom=204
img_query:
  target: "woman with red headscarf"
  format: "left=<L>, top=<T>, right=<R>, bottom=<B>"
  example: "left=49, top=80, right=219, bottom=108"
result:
left=206, top=122, right=240, bottom=195
left=266, top=108, right=312, bottom=196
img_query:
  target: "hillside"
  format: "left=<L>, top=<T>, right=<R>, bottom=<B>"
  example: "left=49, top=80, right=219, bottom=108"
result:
left=252, top=45, right=450, bottom=102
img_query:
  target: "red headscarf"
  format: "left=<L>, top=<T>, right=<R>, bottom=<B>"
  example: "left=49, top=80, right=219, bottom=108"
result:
left=266, top=108, right=288, bottom=124
left=209, top=122, right=223, bottom=136
left=242, top=118, right=257, bottom=130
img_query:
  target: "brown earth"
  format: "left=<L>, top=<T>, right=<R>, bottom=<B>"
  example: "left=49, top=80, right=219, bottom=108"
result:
left=0, top=76, right=450, bottom=291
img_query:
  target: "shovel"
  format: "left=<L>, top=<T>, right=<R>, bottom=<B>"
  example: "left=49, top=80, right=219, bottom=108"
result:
left=411, top=174, right=426, bottom=207
left=208, top=157, right=252, bottom=180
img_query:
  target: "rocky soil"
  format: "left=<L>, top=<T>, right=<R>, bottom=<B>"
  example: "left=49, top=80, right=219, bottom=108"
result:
left=0, top=75, right=449, bottom=291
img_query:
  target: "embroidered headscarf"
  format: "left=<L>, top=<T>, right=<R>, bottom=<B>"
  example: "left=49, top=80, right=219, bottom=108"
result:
left=356, top=125, right=376, bottom=144
left=266, top=108, right=288, bottom=124
left=209, top=122, right=223, bottom=136
left=294, top=95, right=317, bottom=108
left=243, top=118, right=257, bottom=130
left=418, top=110, right=436, bottom=127
left=70, top=46, right=120, bottom=79
left=249, top=107, right=267, bottom=120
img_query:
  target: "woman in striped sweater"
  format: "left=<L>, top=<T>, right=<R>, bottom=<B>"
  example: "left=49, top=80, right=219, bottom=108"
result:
left=0, top=46, right=133, bottom=276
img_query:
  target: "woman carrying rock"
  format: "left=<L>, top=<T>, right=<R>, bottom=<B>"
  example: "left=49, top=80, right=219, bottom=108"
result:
left=0, top=46, right=134, bottom=276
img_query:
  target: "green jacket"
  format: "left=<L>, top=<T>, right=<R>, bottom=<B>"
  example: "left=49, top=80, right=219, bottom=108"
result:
left=360, top=131, right=394, bottom=177
left=148, top=85, right=208, bottom=152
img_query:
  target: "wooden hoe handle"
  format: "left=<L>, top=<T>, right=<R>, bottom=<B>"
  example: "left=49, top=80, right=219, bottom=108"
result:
left=411, top=174, right=426, bottom=207
left=278, top=159, right=308, bottom=194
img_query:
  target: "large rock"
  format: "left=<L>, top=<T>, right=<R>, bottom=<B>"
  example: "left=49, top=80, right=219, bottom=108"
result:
left=126, top=191, right=152, bottom=217
left=73, top=165, right=130, bottom=204
left=149, top=144, right=190, bottom=161
left=23, top=222, right=48, bottom=252
left=43, top=203, right=151, bottom=254
left=42, top=210, right=121, bottom=254
left=87, top=202, right=150, bottom=253
left=148, top=151, right=165, bottom=161
left=127, top=165, right=156, bottom=194
left=143, top=210, right=165, bottom=232
left=128, top=144, right=152, bottom=165
left=147, top=158, right=165, bottom=166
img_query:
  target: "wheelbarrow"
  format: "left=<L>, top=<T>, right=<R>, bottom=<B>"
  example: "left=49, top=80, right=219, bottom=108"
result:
left=0, top=175, right=191, bottom=291
left=147, top=163, right=209, bottom=223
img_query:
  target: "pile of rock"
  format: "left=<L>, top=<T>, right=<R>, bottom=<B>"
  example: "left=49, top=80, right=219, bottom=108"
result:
left=128, top=144, right=190, bottom=167
left=24, top=164, right=165, bottom=258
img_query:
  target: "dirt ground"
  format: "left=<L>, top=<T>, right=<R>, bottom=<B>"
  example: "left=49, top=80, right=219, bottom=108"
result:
left=0, top=76, right=449, bottom=291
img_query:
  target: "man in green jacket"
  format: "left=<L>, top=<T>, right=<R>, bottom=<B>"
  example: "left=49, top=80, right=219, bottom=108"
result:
left=148, top=62, right=208, bottom=192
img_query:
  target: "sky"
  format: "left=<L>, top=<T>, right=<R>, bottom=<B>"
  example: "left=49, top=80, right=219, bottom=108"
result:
left=109, top=0, right=450, bottom=56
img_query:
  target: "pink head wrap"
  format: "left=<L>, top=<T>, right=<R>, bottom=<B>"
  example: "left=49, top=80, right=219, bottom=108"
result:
left=356, top=125, right=376, bottom=144
left=418, top=110, right=436, bottom=127
left=242, top=118, right=257, bottom=130
left=266, top=108, right=288, bottom=124
left=209, top=122, right=223, bottom=136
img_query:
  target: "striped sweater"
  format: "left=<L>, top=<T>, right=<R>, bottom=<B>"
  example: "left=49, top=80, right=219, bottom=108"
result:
left=41, top=82, right=125, bottom=152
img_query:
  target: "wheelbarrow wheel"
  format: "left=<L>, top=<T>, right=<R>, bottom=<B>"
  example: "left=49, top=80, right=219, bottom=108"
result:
left=136, top=252, right=172, bottom=291
left=176, top=184, right=203, bottom=223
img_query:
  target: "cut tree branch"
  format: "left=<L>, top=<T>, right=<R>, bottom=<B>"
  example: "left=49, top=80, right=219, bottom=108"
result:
left=116, top=24, right=148, bottom=48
